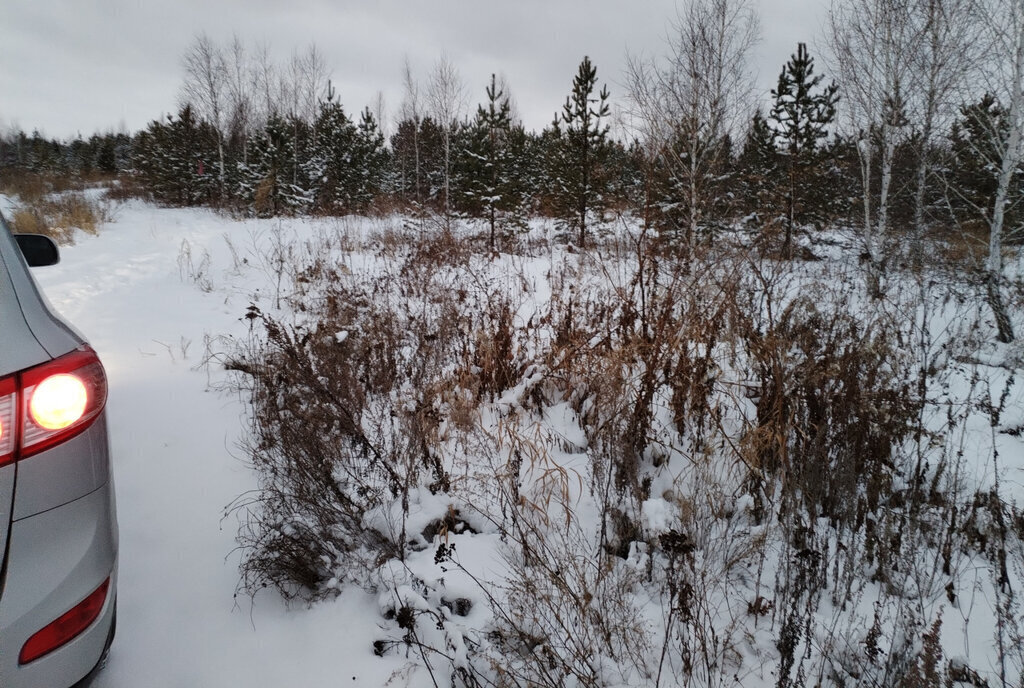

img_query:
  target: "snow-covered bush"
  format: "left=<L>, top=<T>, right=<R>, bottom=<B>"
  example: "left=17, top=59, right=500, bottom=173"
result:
left=218, top=218, right=1016, bottom=686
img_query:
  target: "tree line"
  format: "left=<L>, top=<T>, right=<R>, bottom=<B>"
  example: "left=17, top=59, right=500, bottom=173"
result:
left=1, top=0, right=1022, bottom=334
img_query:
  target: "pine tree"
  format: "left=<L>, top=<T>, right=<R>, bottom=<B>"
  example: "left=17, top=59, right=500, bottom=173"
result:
left=770, top=43, right=839, bottom=255
left=458, top=74, right=528, bottom=252
left=549, top=56, right=611, bottom=247
left=737, top=111, right=781, bottom=227
left=93, top=135, right=118, bottom=175
left=350, top=108, right=389, bottom=211
left=389, top=116, right=445, bottom=211
left=948, top=94, right=1024, bottom=237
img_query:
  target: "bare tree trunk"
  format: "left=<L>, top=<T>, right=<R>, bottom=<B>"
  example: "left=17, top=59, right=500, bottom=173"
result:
left=907, top=0, right=976, bottom=272
left=785, top=155, right=796, bottom=258
left=910, top=0, right=941, bottom=270
left=427, top=54, right=466, bottom=231
left=911, top=112, right=933, bottom=270
left=580, top=129, right=588, bottom=248
left=401, top=58, right=423, bottom=210
left=689, top=136, right=699, bottom=256
left=987, top=271, right=1015, bottom=343
left=877, top=125, right=895, bottom=239
left=982, top=0, right=1024, bottom=343
left=870, top=123, right=898, bottom=297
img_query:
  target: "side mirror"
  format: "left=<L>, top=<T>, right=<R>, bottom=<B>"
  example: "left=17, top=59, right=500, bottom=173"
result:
left=15, top=234, right=60, bottom=267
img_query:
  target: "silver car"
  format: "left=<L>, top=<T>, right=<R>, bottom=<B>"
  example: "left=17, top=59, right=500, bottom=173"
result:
left=0, top=216, right=118, bottom=687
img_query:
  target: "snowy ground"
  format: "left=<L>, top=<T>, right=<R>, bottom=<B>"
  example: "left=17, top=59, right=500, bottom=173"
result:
left=13, top=202, right=421, bottom=687
left=10, top=197, right=1024, bottom=687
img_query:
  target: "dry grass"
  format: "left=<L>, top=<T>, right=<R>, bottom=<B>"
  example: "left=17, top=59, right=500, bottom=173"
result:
left=0, top=169, right=117, bottom=202
left=1, top=169, right=118, bottom=244
left=9, top=193, right=110, bottom=244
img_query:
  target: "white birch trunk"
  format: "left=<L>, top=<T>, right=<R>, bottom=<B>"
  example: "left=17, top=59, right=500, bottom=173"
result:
left=985, top=0, right=1024, bottom=342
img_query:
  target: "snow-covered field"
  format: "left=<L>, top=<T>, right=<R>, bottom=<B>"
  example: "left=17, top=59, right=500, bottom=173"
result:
left=9, top=198, right=1024, bottom=687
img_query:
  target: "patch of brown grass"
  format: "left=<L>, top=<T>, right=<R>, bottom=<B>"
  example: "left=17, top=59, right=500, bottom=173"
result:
left=933, top=223, right=989, bottom=267
left=0, top=170, right=50, bottom=203
left=9, top=193, right=109, bottom=245
left=103, top=176, right=148, bottom=202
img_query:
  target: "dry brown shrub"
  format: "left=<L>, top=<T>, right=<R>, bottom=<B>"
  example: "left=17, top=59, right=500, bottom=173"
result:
left=0, top=169, right=110, bottom=203
left=0, top=170, right=49, bottom=203
left=9, top=208, right=49, bottom=236
left=253, top=177, right=276, bottom=217
left=104, top=177, right=148, bottom=202
left=225, top=302, right=404, bottom=599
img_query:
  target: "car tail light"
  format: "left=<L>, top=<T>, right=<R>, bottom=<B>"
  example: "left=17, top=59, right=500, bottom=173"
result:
left=0, top=346, right=107, bottom=467
left=19, top=578, right=110, bottom=665
left=0, top=377, right=15, bottom=465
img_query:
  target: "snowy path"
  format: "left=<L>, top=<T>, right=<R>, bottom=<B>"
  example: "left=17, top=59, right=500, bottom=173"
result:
left=31, top=204, right=402, bottom=688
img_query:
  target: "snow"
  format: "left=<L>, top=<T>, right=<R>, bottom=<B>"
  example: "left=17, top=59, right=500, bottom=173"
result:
left=639, top=498, right=675, bottom=536
left=11, top=197, right=1024, bottom=687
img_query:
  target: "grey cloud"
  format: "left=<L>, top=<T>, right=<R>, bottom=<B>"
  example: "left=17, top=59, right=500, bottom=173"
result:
left=1, top=0, right=829, bottom=139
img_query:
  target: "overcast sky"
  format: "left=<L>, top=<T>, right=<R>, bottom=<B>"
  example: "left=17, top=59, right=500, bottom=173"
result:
left=0, top=1, right=831, bottom=140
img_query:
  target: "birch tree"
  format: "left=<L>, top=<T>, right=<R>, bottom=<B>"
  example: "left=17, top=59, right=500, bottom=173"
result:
left=625, top=0, right=759, bottom=256
left=400, top=57, right=424, bottom=207
left=181, top=33, right=228, bottom=199
left=252, top=41, right=279, bottom=123
left=427, top=53, right=467, bottom=228
left=224, top=35, right=253, bottom=165
left=905, top=0, right=977, bottom=266
left=296, top=45, right=329, bottom=127
left=974, top=0, right=1024, bottom=342
left=830, top=0, right=916, bottom=297
left=279, top=45, right=328, bottom=187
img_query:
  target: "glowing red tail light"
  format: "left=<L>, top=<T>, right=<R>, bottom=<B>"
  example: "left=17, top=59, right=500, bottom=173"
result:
left=0, top=346, right=107, bottom=467
left=19, top=578, right=110, bottom=664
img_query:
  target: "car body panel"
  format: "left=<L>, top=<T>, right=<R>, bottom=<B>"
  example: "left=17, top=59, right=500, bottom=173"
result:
left=12, top=416, right=111, bottom=520
left=0, top=224, right=31, bottom=611
left=0, top=235, right=51, bottom=377
left=0, top=465, right=12, bottom=580
left=0, top=222, right=81, bottom=362
left=0, top=480, right=118, bottom=688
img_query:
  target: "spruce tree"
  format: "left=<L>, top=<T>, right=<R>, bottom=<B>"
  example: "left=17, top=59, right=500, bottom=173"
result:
left=236, top=115, right=311, bottom=216
left=770, top=43, right=839, bottom=255
left=549, top=56, right=611, bottom=247
left=134, top=105, right=218, bottom=206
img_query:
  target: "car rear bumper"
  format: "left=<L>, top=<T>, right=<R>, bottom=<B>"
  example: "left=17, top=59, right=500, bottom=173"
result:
left=0, top=478, right=118, bottom=688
